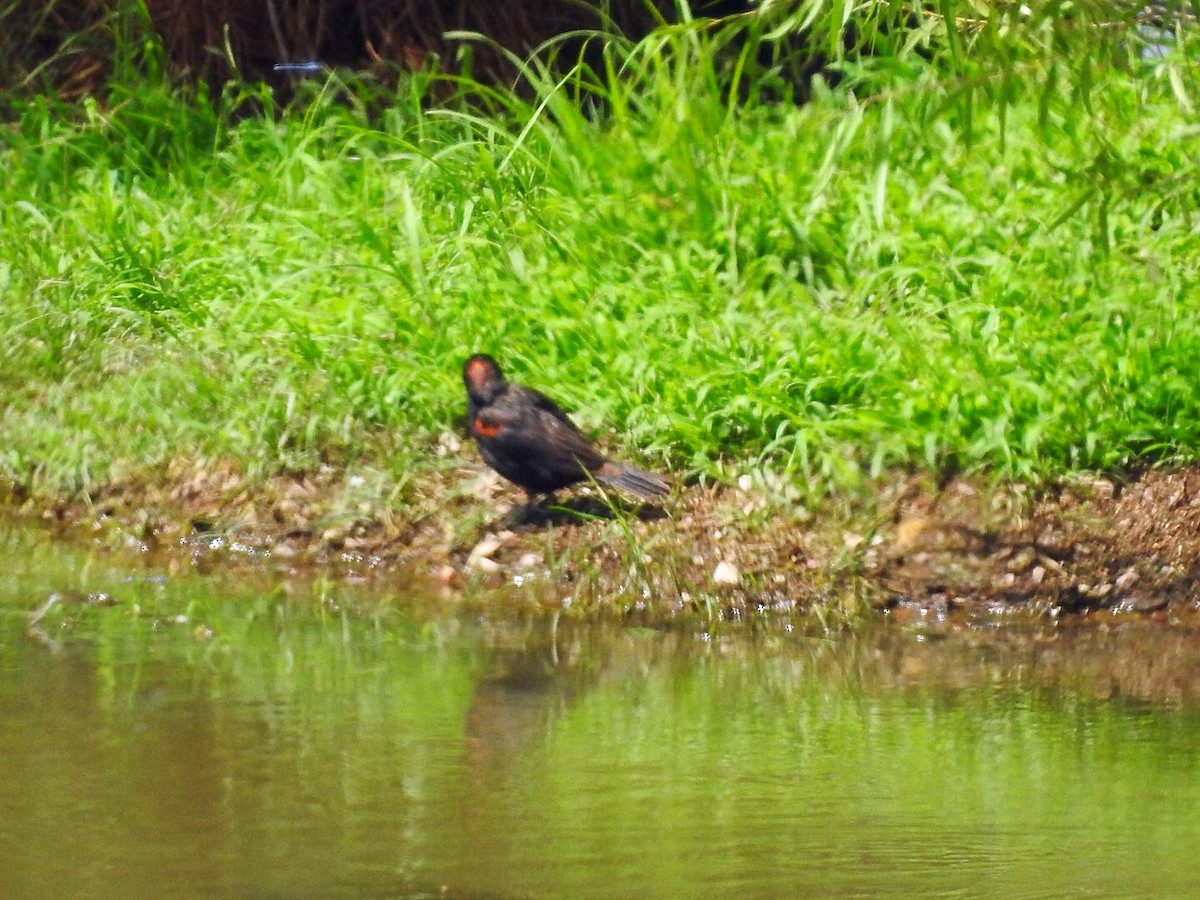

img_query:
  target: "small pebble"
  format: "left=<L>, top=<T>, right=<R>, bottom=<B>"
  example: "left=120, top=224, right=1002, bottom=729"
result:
left=1114, top=568, right=1140, bottom=591
left=516, top=552, right=542, bottom=570
left=1006, top=546, right=1037, bottom=573
left=712, top=560, right=740, bottom=585
left=469, top=534, right=504, bottom=559
left=467, top=534, right=507, bottom=572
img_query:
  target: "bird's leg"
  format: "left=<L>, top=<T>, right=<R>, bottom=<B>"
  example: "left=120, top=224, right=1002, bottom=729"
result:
left=523, top=490, right=556, bottom=522
left=502, top=490, right=550, bottom=528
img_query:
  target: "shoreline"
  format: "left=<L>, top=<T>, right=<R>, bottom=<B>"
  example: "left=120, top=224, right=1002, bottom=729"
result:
left=7, top=458, right=1199, bottom=628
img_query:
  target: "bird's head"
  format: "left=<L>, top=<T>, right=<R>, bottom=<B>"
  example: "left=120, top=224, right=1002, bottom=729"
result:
left=463, top=354, right=506, bottom=404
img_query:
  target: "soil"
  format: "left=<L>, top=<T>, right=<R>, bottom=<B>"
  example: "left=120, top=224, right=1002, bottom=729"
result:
left=6, top=454, right=1200, bottom=627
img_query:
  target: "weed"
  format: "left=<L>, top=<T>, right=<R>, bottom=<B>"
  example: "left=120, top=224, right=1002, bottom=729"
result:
left=1, top=5, right=1199, bottom=507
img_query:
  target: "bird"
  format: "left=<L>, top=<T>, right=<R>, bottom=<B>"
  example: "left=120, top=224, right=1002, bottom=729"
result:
left=462, top=353, right=669, bottom=506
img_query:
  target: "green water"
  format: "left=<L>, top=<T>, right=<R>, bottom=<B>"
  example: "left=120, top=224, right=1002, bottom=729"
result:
left=1, top=524, right=1198, bottom=899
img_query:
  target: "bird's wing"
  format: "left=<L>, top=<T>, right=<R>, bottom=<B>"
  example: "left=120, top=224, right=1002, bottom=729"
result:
left=474, top=388, right=605, bottom=470
left=521, top=388, right=605, bottom=465
left=523, top=387, right=587, bottom=431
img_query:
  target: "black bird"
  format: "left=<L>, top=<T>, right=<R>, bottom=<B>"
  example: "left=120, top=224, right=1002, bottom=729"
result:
left=463, top=354, right=668, bottom=503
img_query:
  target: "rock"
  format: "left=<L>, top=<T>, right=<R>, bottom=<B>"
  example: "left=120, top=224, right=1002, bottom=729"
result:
left=1006, top=546, right=1037, bottom=573
left=712, top=560, right=740, bottom=585
left=469, top=471, right=504, bottom=500
left=1113, top=593, right=1169, bottom=613
left=470, top=534, right=504, bottom=558
left=1039, top=555, right=1066, bottom=574
left=892, top=516, right=928, bottom=552
left=467, top=533, right=507, bottom=572
left=516, top=552, right=542, bottom=570
left=1075, top=474, right=1116, bottom=500
left=1114, top=568, right=1140, bottom=591
left=472, top=555, right=502, bottom=574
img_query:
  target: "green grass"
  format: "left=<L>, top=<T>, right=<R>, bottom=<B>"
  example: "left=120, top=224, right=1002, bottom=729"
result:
left=2, top=8, right=1200, bottom=503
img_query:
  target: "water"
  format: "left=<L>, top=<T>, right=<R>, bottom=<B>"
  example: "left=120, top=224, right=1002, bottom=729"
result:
left=2, top=524, right=1199, bottom=898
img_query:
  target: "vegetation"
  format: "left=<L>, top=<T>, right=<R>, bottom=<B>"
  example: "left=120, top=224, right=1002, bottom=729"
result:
left=2, top=2, right=1198, bottom=509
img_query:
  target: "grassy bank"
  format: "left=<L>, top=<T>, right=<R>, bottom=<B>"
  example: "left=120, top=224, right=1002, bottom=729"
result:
left=2, top=9, right=1199, bottom=515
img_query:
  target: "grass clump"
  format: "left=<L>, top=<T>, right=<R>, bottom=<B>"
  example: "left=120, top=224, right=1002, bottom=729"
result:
left=1, top=4, right=1199, bottom=510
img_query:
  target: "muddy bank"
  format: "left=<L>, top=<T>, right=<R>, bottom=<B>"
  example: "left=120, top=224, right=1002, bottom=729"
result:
left=6, top=458, right=1200, bottom=624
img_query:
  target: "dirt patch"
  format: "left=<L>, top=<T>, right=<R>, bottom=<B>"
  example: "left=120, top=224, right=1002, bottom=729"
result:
left=872, top=470, right=1200, bottom=619
left=7, top=458, right=1200, bottom=624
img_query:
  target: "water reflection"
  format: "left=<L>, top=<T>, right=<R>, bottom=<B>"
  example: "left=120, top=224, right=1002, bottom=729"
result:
left=466, top=637, right=574, bottom=775
left=2, top=524, right=1200, bottom=898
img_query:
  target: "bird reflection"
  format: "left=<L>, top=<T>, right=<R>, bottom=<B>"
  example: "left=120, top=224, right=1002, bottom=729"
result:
left=464, top=625, right=605, bottom=778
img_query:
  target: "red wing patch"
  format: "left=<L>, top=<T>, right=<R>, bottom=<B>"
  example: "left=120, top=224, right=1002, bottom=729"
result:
left=473, top=416, right=504, bottom=438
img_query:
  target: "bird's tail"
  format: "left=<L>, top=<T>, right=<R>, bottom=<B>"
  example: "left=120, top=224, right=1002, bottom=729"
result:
left=595, top=462, right=669, bottom=499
